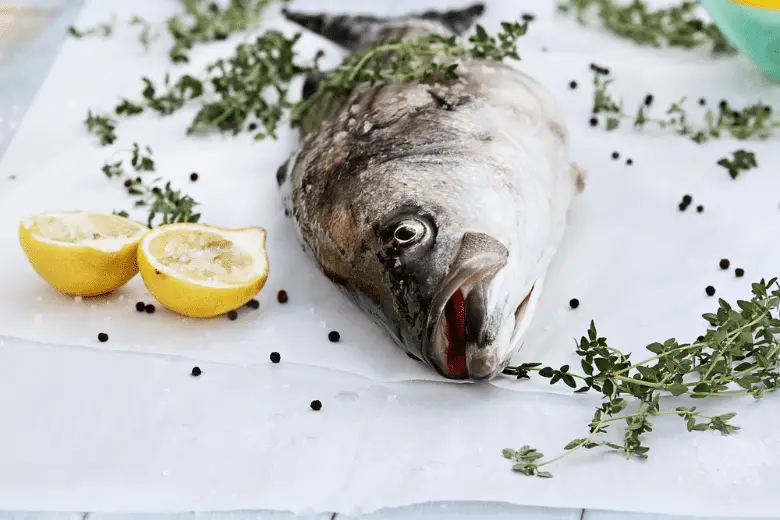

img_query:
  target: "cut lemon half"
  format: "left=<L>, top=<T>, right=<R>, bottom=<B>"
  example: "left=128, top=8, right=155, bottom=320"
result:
left=137, top=222, right=269, bottom=318
left=19, top=211, right=149, bottom=296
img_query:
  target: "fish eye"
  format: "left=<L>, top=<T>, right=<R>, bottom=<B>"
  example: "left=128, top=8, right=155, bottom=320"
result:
left=393, top=220, right=426, bottom=246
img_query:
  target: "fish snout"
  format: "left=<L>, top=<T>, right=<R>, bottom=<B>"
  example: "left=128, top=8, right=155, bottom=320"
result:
left=424, top=232, right=510, bottom=381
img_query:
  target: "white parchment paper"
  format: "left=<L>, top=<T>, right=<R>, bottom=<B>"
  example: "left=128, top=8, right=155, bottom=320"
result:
left=1, top=0, right=780, bottom=516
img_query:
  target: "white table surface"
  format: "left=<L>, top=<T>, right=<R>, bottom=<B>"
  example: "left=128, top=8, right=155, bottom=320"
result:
left=0, top=1, right=773, bottom=519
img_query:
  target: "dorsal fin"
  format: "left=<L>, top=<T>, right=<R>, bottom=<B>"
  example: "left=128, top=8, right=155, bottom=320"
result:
left=281, top=3, right=486, bottom=51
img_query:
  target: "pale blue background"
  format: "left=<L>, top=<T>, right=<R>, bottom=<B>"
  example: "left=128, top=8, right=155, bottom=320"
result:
left=0, top=1, right=771, bottom=519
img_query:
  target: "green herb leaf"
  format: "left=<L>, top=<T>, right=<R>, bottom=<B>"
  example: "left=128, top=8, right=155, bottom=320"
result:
left=557, top=0, right=734, bottom=55
left=84, top=110, right=118, bottom=146
left=717, top=149, right=758, bottom=179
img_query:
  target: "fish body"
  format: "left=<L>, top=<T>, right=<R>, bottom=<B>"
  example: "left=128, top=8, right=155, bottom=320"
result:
left=278, top=4, right=585, bottom=381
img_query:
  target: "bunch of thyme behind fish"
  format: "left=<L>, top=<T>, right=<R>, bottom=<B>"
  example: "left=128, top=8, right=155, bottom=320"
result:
left=290, top=22, right=528, bottom=131
left=557, top=0, right=734, bottom=55
left=99, top=20, right=529, bottom=142
left=86, top=17, right=529, bottom=226
left=502, top=278, right=780, bottom=477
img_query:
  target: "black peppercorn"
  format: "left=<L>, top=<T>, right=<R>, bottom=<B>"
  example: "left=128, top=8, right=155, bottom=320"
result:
left=246, top=299, right=260, bottom=309
left=97, top=332, right=109, bottom=342
left=124, top=178, right=132, bottom=187
left=270, top=352, right=281, bottom=363
left=697, top=335, right=705, bottom=342
left=735, top=268, right=745, bottom=278
left=696, top=205, right=704, bottom=213
left=719, top=99, right=728, bottom=111
left=719, top=258, right=730, bottom=270
left=569, top=80, right=577, bottom=89
left=678, top=202, right=688, bottom=212
left=589, top=117, right=598, bottom=127
left=227, top=310, right=238, bottom=321
left=644, top=94, right=654, bottom=106
left=152, top=186, right=161, bottom=194
left=191, top=366, right=202, bottom=377
left=699, top=98, right=706, bottom=106
left=682, top=194, right=692, bottom=204
left=328, top=330, right=341, bottom=342
left=248, top=122, right=257, bottom=131
left=214, top=31, right=228, bottom=40
left=277, top=290, right=288, bottom=303
left=626, top=158, right=633, bottom=166
left=310, top=400, right=322, bottom=411
left=569, top=298, right=580, bottom=309
left=145, top=303, right=156, bottom=314
left=190, top=172, right=199, bottom=182
left=611, top=151, right=619, bottom=160
left=521, top=13, right=535, bottom=22
left=705, top=285, right=716, bottom=296
left=589, top=63, right=610, bottom=75
left=135, top=301, right=145, bottom=312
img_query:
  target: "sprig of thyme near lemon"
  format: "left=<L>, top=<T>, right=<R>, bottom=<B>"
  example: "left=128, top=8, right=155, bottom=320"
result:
left=102, top=144, right=200, bottom=227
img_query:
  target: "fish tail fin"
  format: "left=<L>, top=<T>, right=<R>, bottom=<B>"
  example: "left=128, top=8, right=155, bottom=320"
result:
left=281, top=3, right=486, bottom=51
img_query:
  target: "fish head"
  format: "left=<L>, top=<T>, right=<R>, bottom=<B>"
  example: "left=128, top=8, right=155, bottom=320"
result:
left=364, top=189, right=539, bottom=382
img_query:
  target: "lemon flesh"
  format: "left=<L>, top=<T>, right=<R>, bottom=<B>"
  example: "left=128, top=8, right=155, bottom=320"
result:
left=19, top=211, right=149, bottom=296
left=137, top=223, right=269, bottom=318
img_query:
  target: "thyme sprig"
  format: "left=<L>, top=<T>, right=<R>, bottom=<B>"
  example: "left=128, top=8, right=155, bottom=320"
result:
left=108, top=31, right=307, bottom=140
left=85, top=111, right=118, bottom=146
left=124, top=180, right=201, bottom=227
left=557, top=0, right=734, bottom=55
left=68, top=18, right=116, bottom=39
left=503, top=278, right=780, bottom=477
left=101, top=143, right=156, bottom=178
left=717, top=150, right=758, bottom=179
left=292, top=21, right=528, bottom=128
left=591, top=73, right=779, bottom=142
left=105, top=145, right=200, bottom=227
left=187, top=30, right=310, bottom=138
left=130, top=16, right=159, bottom=50
left=166, top=0, right=289, bottom=63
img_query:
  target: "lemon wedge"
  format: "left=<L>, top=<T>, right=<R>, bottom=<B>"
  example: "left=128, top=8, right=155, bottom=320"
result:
left=19, top=211, right=149, bottom=296
left=137, top=222, right=269, bottom=318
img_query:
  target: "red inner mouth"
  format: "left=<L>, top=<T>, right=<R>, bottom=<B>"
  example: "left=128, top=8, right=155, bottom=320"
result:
left=444, top=289, right=468, bottom=378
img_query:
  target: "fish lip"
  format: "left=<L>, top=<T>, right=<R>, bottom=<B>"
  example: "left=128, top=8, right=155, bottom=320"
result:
left=422, top=251, right=507, bottom=380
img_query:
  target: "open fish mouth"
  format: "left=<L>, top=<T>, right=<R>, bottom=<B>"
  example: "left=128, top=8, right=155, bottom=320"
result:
left=429, top=278, right=535, bottom=380
left=423, top=239, right=513, bottom=380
